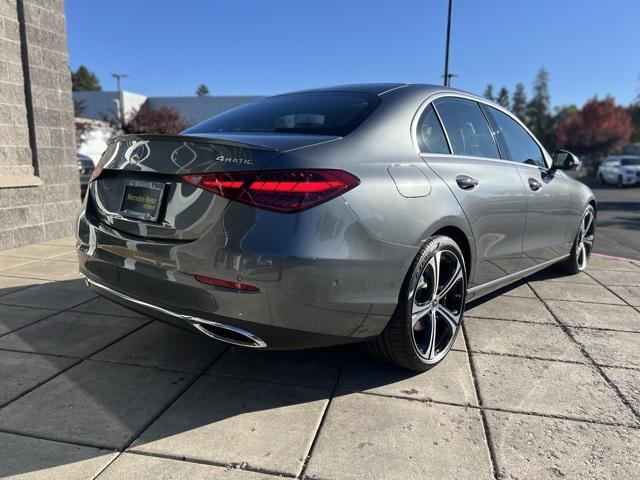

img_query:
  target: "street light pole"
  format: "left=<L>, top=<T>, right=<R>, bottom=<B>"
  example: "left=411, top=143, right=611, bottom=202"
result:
left=111, top=73, right=128, bottom=128
left=443, top=0, right=452, bottom=87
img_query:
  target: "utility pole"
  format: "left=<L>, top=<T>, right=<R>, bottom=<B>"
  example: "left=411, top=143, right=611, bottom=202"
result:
left=443, top=0, right=453, bottom=87
left=112, top=73, right=128, bottom=128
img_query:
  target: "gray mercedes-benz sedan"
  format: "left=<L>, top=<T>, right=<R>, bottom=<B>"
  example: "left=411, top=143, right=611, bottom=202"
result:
left=76, top=83, right=596, bottom=371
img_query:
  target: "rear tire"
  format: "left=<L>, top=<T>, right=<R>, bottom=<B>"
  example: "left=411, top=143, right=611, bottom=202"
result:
left=367, top=235, right=467, bottom=371
left=562, top=205, right=596, bottom=274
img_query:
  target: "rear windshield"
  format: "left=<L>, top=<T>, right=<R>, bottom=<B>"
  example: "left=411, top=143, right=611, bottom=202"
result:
left=621, top=158, right=640, bottom=166
left=184, top=92, right=380, bottom=136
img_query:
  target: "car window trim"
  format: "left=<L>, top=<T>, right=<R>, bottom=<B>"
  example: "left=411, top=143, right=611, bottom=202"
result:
left=411, top=91, right=552, bottom=169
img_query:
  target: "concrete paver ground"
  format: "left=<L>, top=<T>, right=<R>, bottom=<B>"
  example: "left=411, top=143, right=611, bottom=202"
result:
left=0, top=238, right=639, bottom=479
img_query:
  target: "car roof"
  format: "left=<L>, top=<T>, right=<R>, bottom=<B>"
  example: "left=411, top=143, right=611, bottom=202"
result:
left=281, top=83, right=407, bottom=96
left=275, top=83, right=493, bottom=103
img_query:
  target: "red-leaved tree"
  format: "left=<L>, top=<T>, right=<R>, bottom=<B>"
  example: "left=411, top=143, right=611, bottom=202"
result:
left=555, top=97, right=632, bottom=156
left=123, top=105, right=190, bottom=134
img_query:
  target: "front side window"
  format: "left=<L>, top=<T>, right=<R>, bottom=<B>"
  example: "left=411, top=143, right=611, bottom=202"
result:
left=184, top=92, right=379, bottom=136
left=487, top=107, right=545, bottom=167
left=433, top=98, right=500, bottom=159
left=416, top=105, right=450, bottom=154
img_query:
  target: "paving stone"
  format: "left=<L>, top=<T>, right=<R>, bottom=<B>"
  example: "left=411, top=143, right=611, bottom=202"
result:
left=588, top=256, right=640, bottom=271
left=531, top=269, right=597, bottom=284
left=486, top=411, right=640, bottom=480
left=588, top=269, right=640, bottom=287
left=546, top=300, right=640, bottom=332
left=0, top=350, right=77, bottom=406
left=208, top=345, right=345, bottom=388
left=93, top=321, right=226, bottom=373
left=464, top=317, right=584, bottom=362
left=305, top=393, right=493, bottom=480
left=0, top=360, right=193, bottom=449
left=71, top=296, right=149, bottom=318
left=131, top=375, right=329, bottom=476
left=0, top=311, right=147, bottom=358
left=0, top=275, right=47, bottom=297
left=569, top=328, right=640, bottom=369
left=98, top=453, right=279, bottom=480
left=610, top=285, right=640, bottom=306
left=0, top=244, right=74, bottom=259
left=0, top=304, right=57, bottom=335
left=0, top=259, right=79, bottom=280
left=473, top=354, right=637, bottom=425
left=466, top=295, right=554, bottom=323
left=0, top=255, right=33, bottom=270
left=0, top=432, right=117, bottom=480
left=529, top=281, right=625, bottom=305
left=499, top=282, right=536, bottom=298
left=40, top=236, right=77, bottom=247
left=337, top=348, right=477, bottom=405
left=46, top=251, right=78, bottom=263
left=602, top=367, right=640, bottom=417
left=0, top=278, right=96, bottom=309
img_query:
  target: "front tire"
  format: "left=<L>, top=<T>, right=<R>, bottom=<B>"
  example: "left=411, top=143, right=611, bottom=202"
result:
left=368, top=235, right=467, bottom=371
left=563, top=205, right=596, bottom=274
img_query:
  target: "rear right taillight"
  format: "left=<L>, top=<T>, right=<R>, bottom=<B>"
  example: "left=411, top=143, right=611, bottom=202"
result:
left=182, top=169, right=359, bottom=213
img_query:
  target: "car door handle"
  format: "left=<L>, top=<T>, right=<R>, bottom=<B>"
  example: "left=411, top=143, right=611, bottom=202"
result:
left=455, top=175, right=478, bottom=190
left=528, top=178, right=542, bottom=191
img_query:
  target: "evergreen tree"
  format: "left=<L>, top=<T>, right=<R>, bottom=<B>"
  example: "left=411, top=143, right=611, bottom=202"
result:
left=511, top=83, right=527, bottom=121
left=196, top=84, right=210, bottom=97
left=526, top=68, right=552, bottom=147
left=483, top=84, right=495, bottom=101
left=71, top=65, right=101, bottom=91
left=496, top=87, right=510, bottom=109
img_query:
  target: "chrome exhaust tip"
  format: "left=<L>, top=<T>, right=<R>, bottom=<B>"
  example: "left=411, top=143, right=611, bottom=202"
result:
left=190, top=320, right=267, bottom=348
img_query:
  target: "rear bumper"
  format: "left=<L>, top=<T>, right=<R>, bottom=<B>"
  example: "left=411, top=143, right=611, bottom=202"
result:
left=76, top=194, right=418, bottom=350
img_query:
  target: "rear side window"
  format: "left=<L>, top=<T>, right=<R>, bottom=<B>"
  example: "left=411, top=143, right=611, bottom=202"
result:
left=184, top=92, right=380, bottom=136
left=487, top=107, right=545, bottom=168
left=416, top=105, right=450, bottom=154
left=434, top=98, right=500, bottom=159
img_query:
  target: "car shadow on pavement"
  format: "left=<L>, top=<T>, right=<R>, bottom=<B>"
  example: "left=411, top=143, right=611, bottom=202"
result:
left=0, top=276, right=459, bottom=477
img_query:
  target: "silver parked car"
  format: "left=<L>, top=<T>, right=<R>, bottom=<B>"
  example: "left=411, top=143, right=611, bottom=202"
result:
left=76, top=84, right=596, bottom=371
left=596, top=155, right=640, bottom=187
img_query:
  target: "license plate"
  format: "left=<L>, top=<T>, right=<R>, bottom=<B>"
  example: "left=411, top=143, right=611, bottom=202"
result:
left=120, top=179, right=166, bottom=222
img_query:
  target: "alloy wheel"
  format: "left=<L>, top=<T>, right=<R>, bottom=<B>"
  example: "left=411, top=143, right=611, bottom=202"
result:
left=410, top=250, right=465, bottom=363
left=576, top=210, right=595, bottom=270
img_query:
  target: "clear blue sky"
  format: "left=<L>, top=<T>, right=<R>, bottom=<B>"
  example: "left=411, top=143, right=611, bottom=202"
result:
left=65, top=0, right=640, bottom=108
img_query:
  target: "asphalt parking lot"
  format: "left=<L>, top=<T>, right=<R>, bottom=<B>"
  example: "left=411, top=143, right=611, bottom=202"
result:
left=0, top=238, right=639, bottom=479
left=582, top=178, right=640, bottom=260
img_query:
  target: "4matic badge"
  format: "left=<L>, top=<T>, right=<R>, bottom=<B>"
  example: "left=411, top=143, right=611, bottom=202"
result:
left=216, top=155, right=253, bottom=165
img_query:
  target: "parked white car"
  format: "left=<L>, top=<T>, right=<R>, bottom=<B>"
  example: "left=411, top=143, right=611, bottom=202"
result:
left=597, top=156, right=640, bottom=187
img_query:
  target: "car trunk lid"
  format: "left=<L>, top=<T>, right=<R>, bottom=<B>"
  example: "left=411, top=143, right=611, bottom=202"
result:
left=89, top=133, right=337, bottom=241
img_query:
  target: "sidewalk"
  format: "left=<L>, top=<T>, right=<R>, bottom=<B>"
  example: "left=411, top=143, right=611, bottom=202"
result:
left=0, top=238, right=639, bottom=479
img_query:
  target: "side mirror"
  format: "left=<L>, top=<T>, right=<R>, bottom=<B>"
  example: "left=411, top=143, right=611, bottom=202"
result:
left=552, top=150, right=580, bottom=171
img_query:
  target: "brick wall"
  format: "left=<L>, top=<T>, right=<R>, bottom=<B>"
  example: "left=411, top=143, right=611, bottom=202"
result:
left=0, top=0, right=80, bottom=249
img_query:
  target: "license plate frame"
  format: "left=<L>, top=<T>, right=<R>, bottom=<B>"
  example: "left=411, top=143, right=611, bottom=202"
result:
left=119, top=179, right=166, bottom=223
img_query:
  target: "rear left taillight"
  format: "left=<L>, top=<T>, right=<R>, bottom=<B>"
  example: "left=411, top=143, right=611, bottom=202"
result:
left=182, top=169, right=360, bottom=213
